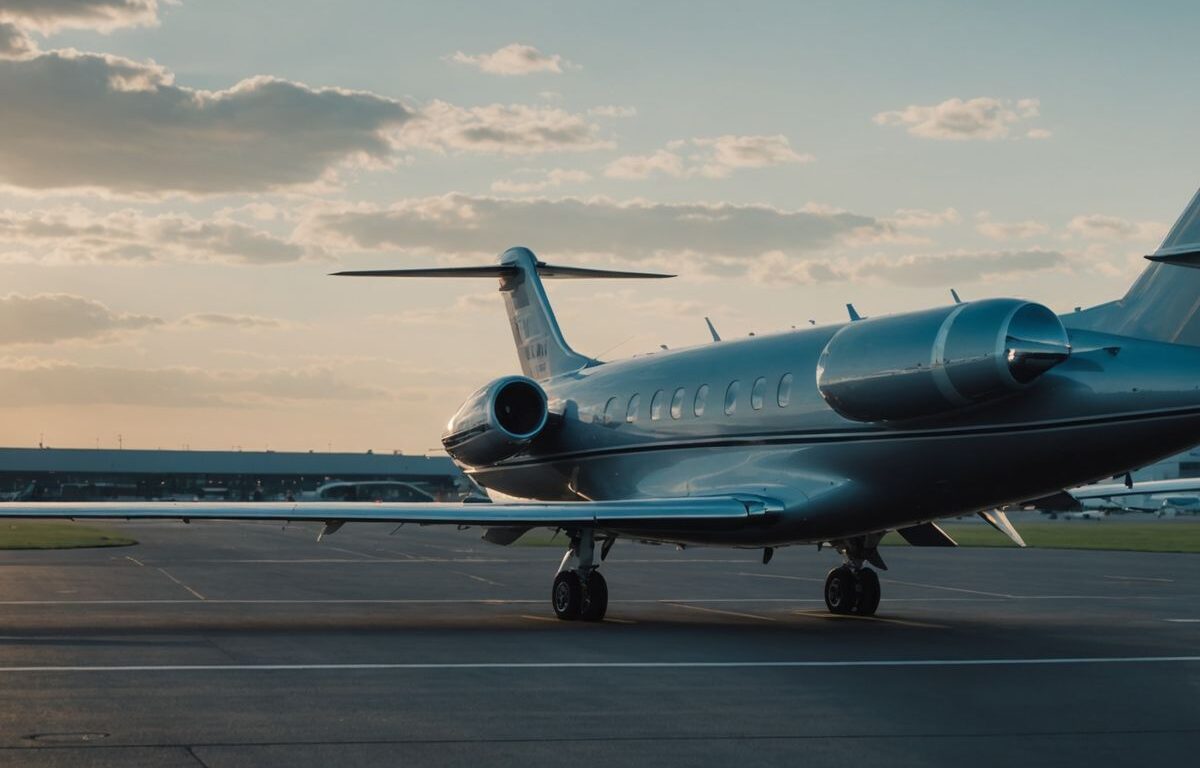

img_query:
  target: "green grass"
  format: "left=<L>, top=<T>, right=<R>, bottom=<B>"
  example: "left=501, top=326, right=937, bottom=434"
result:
left=0, top=521, right=137, bottom=550
left=885, top=521, right=1200, bottom=554
left=515, top=521, right=1200, bottom=554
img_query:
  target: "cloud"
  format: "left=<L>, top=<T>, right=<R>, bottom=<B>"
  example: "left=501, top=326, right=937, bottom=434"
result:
left=885, top=207, right=960, bottom=229
left=0, top=360, right=387, bottom=407
left=490, top=168, right=591, bottom=194
left=400, top=100, right=611, bottom=155
left=178, top=313, right=285, bottom=329
left=449, top=43, right=568, bottom=76
left=0, top=0, right=158, bottom=34
left=0, top=21, right=35, bottom=58
left=605, top=135, right=812, bottom=179
left=588, top=105, right=636, bottom=118
left=303, top=194, right=889, bottom=274
left=0, top=51, right=414, bottom=195
left=0, top=293, right=161, bottom=344
left=0, top=206, right=307, bottom=265
left=975, top=214, right=1050, bottom=240
left=873, top=97, right=1044, bottom=141
left=1066, top=213, right=1162, bottom=241
left=751, top=249, right=1067, bottom=286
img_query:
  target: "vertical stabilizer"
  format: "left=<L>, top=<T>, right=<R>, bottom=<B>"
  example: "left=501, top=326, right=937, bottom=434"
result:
left=1065, top=188, right=1200, bottom=345
left=498, top=247, right=591, bottom=380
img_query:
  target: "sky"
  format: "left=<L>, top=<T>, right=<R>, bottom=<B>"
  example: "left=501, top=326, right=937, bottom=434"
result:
left=0, top=0, right=1197, bottom=455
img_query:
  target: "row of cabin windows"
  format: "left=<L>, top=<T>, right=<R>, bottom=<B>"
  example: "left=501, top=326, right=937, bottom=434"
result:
left=603, top=373, right=795, bottom=424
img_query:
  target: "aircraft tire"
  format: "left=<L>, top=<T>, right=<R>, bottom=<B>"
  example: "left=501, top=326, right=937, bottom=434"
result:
left=824, top=566, right=858, bottom=614
left=580, top=570, right=608, bottom=622
left=552, top=570, right=583, bottom=620
left=855, top=568, right=881, bottom=616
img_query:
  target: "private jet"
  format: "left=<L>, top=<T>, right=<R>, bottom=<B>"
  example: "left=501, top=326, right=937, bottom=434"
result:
left=6, top=188, right=1200, bottom=622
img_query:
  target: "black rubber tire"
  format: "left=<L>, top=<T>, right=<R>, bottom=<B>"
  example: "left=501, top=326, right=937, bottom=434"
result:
left=855, top=568, right=881, bottom=616
left=580, top=570, right=609, bottom=622
left=552, top=570, right=583, bottom=620
left=824, top=566, right=858, bottom=614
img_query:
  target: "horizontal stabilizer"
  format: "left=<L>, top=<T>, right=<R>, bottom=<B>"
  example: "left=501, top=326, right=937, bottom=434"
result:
left=1145, top=248, right=1200, bottom=268
left=896, top=522, right=957, bottom=547
left=332, top=264, right=673, bottom=280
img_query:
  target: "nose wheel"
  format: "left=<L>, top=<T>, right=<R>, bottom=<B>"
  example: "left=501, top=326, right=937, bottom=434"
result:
left=824, top=565, right=881, bottom=616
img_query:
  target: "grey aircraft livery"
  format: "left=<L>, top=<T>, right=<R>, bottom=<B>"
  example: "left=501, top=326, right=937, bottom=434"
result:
left=5, top=188, right=1200, bottom=622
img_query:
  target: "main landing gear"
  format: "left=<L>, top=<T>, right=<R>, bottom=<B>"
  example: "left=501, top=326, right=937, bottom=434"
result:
left=551, top=529, right=610, bottom=621
left=823, top=534, right=885, bottom=616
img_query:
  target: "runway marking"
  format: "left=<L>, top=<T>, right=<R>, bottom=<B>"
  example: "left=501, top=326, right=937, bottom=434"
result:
left=665, top=602, right=776, bottom=622
left=317, top=545, right=381, bottom=560
left=519, top=614, right=558, bottom=623
left=605, top=617, right=637, bottom=624
left=1104, top=575, right=1175, bottom=583
left=0, top=595, right=1186, bottom=606
left=452, top=571, right=505, bottom=587
left=1165, top=619, right=1200, bottom=623
left=154, top=568, right=206, bottom=601
left=792, top=611, right=947, bottom=630
left=738, top=572, right=823, bottom=583
left=123, top=556, right=144, bottom=567
left=0, top=656, right=1197, bottom=673
left=882, top=578, right=1016, bottom=598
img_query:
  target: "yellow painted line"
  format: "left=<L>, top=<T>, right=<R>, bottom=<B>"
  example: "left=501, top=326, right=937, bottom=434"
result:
left=519, top=614, right=558, bottom=623
left=792, top=610, right=945, bottom=629
left=665, top=602, right=776, bottom=622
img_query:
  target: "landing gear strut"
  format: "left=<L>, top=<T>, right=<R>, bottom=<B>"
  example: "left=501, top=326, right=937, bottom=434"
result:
left=824, top=533, right=885, bottom=616
left=552, top=529, right=609, bottom=622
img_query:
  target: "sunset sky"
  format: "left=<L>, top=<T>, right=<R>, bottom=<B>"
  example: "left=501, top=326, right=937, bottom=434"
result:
left=1, top=0, right=1197, bottom=454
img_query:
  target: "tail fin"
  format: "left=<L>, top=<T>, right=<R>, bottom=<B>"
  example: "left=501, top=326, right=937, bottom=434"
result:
left=333, top=247, right=672, bottom=380
left=1065, top=188, right=1200, bottom=345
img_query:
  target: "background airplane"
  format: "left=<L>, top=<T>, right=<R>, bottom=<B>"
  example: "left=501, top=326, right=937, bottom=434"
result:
left=4, top=187, right=1200, bottom=622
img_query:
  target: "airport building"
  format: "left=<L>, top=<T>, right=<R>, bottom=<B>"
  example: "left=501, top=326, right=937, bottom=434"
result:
left=0, top=447, right=464, bottom=502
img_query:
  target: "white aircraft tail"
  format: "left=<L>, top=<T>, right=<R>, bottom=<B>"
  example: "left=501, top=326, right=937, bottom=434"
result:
left=1066, top=188, right=1200, bottom=344
left=333, top=247, right=672, bottom=380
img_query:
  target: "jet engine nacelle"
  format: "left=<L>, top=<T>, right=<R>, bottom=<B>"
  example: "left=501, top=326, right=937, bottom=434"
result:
left=442, top=375, right=549, bottom=466
left=816, top=298, right=1070, bottom=423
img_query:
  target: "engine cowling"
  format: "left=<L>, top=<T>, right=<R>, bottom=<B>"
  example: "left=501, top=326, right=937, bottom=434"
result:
left=442, top=376, right=549, bottom=466
left=816, top=298, right=1070, bottom=423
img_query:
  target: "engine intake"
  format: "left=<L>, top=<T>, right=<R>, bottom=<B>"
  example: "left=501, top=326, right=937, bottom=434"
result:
left=816, top=299, right=1070, bottom=423
left=442, top=376, right=549, bottom=466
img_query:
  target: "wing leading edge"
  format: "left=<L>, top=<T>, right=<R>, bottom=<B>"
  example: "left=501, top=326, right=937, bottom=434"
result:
left=0, top=495, right=780, bottom=528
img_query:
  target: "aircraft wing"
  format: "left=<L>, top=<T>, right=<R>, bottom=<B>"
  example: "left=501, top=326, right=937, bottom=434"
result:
left=1067, top=478, right=1200, bottom=501
left=0, top=495, right=778, bottom=528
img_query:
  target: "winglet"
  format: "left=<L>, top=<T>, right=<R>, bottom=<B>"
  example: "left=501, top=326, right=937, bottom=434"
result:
left=951, top=288, right=962, bottom=305
left=704, top=316, right=721, bottom=342
left=978, top=510, right=1026, bottom=547
left=846, top=303, right=862, bottom=322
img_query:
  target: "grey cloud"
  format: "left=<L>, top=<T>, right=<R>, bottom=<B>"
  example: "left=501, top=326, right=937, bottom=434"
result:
left=0, top=21, right=34, bottom=58
left=0, top=362, right=388, bottom=407
left=0, top=0, right=157, bottom=33
left=0, top=207, right=306, bottom=265
left=179, top=313, right=284, bottom=329
left=0, top=51, right=413, bottom=194
left=0, top=292, right=162, bottom=344
left=305, top=194, right=887, bottom=265
left=874, top=97, right=1043, bottom=141
left=757, top=249, right=1067, bottom=286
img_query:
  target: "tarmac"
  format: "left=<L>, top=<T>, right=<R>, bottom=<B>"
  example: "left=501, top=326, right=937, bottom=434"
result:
left=0, top=520, right=1198, bottom=767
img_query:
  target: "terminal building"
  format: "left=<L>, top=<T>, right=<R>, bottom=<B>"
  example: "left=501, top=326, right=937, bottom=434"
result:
left=0, top=447, right=465, bottom=502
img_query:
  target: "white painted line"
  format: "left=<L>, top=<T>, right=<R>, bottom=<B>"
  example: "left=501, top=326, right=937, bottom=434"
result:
left=0, top=657, right=1198, bottom=673
left=1104, top=575, right=1175, bottom=583
left=882, top=578, right=1015, bottom=599
left=665, top=602, right=776, bottom=622
left=124, top=556, right=144, bottom=567
left=316, top=545, right=382, bottom=560
left=738, top=572, right=823, bottom=583
left=452, top=571, right=505, bottom=587
left=1165, top=618, right=1200, bottom=623
left=154, top=568, right=206, bottom=601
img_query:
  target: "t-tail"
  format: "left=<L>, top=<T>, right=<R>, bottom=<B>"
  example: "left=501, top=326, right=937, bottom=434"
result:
left=333, top=247, right=672, bottom=380
left=1067, top=187, right=1200, bottom=344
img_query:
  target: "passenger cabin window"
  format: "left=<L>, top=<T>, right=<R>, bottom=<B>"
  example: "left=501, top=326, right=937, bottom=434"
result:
left=626, top=393, right=640, bottom=423
left=670, top=388, right=686, bottom=419
left=724, top=380, right=740, bottom=416
left=777, top=373, right=794, bottom=407
left=694, top=384, right=709, bottom=417
left=603, top=397, right=620, bottom=425
left=751, top=377, right=766, bottom=410
left=650, top=389, right=666, bottom=421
